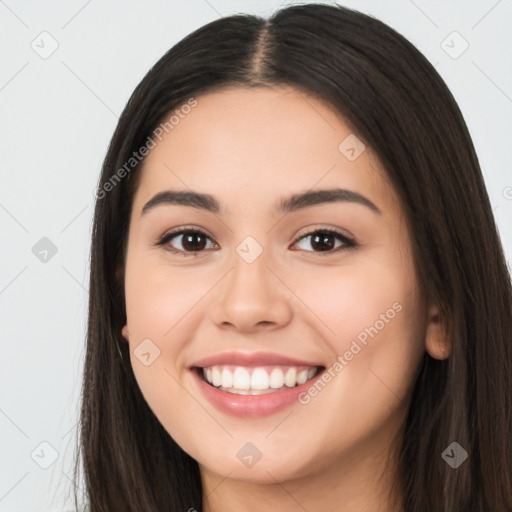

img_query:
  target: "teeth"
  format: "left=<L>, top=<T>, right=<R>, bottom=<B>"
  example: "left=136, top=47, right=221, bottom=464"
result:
left=284, top=368, right=297, bottom=387
left=221, top=368, right=233, bottom=388
left=233, top=367, right=251, bottom=390
left=212, top=366, right=222, bottom=387
left=251, top=368, right=269, bottom=390
left=296, top=369, right=308, bottom=385
left=269, top=368, right=284, bottom=389
left=201, top=364, right=320, bottom=393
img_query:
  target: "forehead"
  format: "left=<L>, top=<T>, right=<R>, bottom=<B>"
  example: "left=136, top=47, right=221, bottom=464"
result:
left=133, top=85, right=394, bottom=215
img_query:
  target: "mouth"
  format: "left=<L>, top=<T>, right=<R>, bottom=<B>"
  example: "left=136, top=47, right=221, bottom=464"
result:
left=189, top=351, right=327, bottom=417
left=194, top=364, right=325, bottom=395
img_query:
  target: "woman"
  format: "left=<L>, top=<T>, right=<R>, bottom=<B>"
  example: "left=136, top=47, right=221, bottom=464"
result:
left=73, top=3, right=512, bottom=511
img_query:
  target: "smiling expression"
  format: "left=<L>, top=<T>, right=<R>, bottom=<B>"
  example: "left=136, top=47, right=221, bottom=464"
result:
left=120, top=84, right=440, bottom=484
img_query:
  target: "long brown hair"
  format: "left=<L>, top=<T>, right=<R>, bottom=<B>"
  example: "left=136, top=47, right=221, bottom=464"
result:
left=73, top=3, right=512, bottom=510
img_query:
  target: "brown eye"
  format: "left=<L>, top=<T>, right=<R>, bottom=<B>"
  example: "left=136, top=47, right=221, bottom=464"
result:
left=291, top=229, right=356, bottom=255
left=157, top=229, right=217, bottom=255
left=179, top=232, right=209, bottom=251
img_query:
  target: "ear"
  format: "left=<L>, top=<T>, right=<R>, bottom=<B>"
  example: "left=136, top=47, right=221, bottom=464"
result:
left=425, top=304, right=451, bottom=359
left=121, top=325, right=130, bottom=342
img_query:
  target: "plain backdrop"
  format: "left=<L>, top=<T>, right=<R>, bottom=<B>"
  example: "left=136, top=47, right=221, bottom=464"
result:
left=1, top=1, right=511, bottom=510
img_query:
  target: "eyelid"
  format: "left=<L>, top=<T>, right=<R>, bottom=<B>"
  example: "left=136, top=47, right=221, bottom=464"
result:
left=154, top=224, right=214, bottom=243
left=294, top=224, right=354, bottom=242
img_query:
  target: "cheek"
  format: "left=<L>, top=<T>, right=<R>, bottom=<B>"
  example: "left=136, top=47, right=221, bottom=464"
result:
left=124, top=274, right=174, bottom=339
left=295, top=256, right=418, bottom=343
left=295, top=257, right=424, bottom=404
left=123, top=255, right=187, bottom=388
left=123, top=260, right=205, bottom=442
left=124, top=255, right=207, bottom=345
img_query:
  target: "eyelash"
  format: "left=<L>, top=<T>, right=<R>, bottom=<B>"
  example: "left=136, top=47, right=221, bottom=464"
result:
left=154, top=225, right=357, bottom=257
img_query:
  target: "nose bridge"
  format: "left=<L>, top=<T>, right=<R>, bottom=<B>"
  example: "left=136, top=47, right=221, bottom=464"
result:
left=228, top=233, right=273, bottom=299
left=209, top=232, right=292, bottom=331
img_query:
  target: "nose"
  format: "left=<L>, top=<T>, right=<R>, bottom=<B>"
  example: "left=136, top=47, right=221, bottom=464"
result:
left=208, top=248, right=293, bottom=334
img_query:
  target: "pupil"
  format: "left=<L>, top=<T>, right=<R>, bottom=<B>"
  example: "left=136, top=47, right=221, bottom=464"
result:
left=183, top=233, right=206, bottom=251
left=312, top=233, right=334, bottom=251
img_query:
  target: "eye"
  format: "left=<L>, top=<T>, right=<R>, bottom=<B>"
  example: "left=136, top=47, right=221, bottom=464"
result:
left=155, top=226, right=218, bottom=257
left=155, top=226, right=356, bottom=256
left=291, top=228, right=356, bottom=255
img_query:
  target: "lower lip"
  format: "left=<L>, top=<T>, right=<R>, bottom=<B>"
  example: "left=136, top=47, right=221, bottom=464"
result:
left=191, top=367, right=324, bottom=418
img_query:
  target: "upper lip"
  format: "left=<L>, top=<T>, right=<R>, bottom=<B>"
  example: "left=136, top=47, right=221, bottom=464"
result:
left=190, top=351, right=324, bottom=368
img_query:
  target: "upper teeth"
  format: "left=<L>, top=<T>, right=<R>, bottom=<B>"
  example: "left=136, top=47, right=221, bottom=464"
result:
left=202, top=365, right=318, bottom=392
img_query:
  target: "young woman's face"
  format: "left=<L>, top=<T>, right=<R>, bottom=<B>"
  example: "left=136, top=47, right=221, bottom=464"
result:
left=121, top=85, right=440, bottom=487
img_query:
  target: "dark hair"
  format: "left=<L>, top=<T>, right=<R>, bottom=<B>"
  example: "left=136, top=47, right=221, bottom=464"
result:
left=73, top=3, right=512, bottom=511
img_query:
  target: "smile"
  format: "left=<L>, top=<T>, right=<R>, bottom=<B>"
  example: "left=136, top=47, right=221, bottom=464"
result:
left=200, top=364, right=322, bottom=395
left=189, top=351, right=326, bottom=417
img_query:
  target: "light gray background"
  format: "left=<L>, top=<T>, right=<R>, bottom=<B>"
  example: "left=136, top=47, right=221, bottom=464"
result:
left=1, top=1, right=511, bottom=510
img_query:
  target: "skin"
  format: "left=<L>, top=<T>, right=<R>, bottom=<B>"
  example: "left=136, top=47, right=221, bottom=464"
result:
left=120, top=85, right=450, bottom=512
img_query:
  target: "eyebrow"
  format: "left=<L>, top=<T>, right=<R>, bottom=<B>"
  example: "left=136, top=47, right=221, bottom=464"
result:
left=141, top=188, right=381, bottom=217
